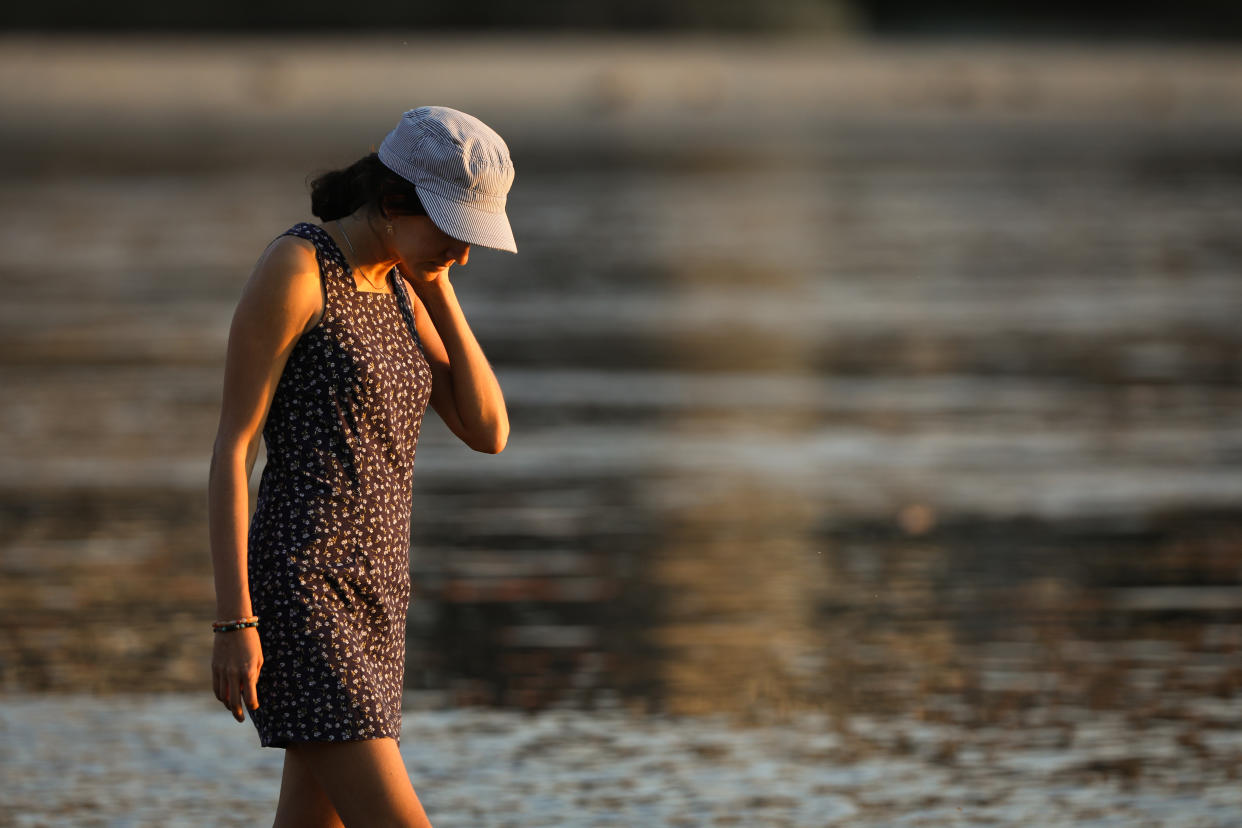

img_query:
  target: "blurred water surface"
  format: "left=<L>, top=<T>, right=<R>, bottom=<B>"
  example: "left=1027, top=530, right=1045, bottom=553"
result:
left=1, top=39, right=1241, bottom=752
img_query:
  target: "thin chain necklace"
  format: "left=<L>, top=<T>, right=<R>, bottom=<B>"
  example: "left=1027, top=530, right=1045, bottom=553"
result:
left=336, top=219, right=387, bottom=292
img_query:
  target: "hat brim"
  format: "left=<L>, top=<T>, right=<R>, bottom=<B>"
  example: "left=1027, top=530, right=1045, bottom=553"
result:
left=415, top=185, right=517, bottom=254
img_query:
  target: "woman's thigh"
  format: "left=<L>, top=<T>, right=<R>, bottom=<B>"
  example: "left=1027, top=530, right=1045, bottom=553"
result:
left=273, top=748, right=344, bottom=828
left=286, top=737, right=434, bottom=828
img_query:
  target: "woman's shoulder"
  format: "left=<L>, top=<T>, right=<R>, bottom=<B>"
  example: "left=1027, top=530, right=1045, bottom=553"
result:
left=255, top=230, right=320, bottom=279
left=242, top=228, right=325, bottom=315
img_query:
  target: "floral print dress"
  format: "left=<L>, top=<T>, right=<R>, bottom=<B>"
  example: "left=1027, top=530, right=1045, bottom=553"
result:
left=246, top=222, right=433, bottom=748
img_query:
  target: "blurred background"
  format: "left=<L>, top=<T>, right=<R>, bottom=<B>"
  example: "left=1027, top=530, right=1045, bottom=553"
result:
left=2, top=2, right=1242, bottom=825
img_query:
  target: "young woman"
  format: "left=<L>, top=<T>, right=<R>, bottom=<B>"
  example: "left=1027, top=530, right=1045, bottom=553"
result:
left=208, top=106, right=515, bottom=827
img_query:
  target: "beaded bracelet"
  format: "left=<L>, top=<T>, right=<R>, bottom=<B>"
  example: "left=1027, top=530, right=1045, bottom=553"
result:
left=213, top=619, right=260, bottom=633
left=213, top=615, right=260, bottom=633
left=213, top=614, right=258, bottom=627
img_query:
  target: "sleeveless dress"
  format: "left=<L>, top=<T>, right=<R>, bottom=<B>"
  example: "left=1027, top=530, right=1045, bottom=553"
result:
left=245, top=222, right=434, bottom=748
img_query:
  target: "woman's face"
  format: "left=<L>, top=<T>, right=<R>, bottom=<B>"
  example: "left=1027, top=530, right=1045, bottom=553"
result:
left=388, top=214, right=471, bottom=281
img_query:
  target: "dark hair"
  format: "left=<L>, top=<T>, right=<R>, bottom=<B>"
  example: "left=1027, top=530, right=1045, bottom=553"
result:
left=308, top=153, right=426, bottom=222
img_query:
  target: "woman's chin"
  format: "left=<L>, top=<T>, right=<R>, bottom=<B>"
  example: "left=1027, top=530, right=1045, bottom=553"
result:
left=404, top=264, right=449, bottom=282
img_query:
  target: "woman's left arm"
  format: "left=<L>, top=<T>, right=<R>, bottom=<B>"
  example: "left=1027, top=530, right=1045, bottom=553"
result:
left=399, top=275, right=509, bottom=454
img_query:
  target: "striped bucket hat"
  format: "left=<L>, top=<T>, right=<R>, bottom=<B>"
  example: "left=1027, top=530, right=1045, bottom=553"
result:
left=377, top=106, right=517, bottom=254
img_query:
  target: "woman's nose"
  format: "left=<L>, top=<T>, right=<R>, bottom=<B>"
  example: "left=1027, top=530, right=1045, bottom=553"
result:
left=455, top=243, right=470, bottom=266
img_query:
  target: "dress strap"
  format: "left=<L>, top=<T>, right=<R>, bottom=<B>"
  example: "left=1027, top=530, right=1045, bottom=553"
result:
left=279, top=222, right=352, bottom=287
left=389, top=269, right=425, bottom=354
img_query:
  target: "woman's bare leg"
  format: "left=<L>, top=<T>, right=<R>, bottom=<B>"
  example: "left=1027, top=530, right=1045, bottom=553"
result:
left=286, top=737, right=434, bottom=828
left=272, top=745, right=345, bottom=828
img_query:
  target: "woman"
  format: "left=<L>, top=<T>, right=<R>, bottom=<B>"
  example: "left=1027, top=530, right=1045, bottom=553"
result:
left=208, top=106, right=515, bottom=827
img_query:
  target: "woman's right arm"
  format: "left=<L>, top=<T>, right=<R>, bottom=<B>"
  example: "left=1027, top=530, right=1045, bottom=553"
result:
left=208, top=236, right=321, bottom=722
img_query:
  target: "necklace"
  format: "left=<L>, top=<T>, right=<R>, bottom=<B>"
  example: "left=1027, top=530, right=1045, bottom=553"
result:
left=336, top=219, right=387, bottom=292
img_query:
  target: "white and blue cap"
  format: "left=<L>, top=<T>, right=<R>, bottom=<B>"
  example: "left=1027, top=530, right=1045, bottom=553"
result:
left=377, top=106, right=517, bottom=254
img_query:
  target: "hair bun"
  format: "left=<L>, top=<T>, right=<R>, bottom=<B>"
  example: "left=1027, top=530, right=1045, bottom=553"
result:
left=307, top=154, right=425, bottom=222
left=310, top=168, right=352, bottom=221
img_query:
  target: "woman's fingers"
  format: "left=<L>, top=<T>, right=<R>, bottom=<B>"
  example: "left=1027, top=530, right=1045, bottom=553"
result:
left=213, top=664, right=230, bottom=710
left=225, top=672, right=242, bottom=720
left=213, top=665, right=232, bottom=711
left=244, top=672, right=261, bottom=716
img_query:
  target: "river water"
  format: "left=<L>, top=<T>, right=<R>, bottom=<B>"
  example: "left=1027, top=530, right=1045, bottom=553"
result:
left=1, top=36, right=1241, bottom=825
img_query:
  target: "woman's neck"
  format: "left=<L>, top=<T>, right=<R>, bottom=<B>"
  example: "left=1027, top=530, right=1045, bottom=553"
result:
left=329, top=212, right=398, bottom=292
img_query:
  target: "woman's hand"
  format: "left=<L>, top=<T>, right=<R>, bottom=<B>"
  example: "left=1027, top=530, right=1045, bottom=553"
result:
left=398, top=262, right=460, bottom=318
left=212, top=627, right=264, bottom=722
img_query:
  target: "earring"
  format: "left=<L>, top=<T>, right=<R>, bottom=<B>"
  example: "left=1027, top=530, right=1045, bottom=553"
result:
left=386, top=224, right=393, bottom=235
